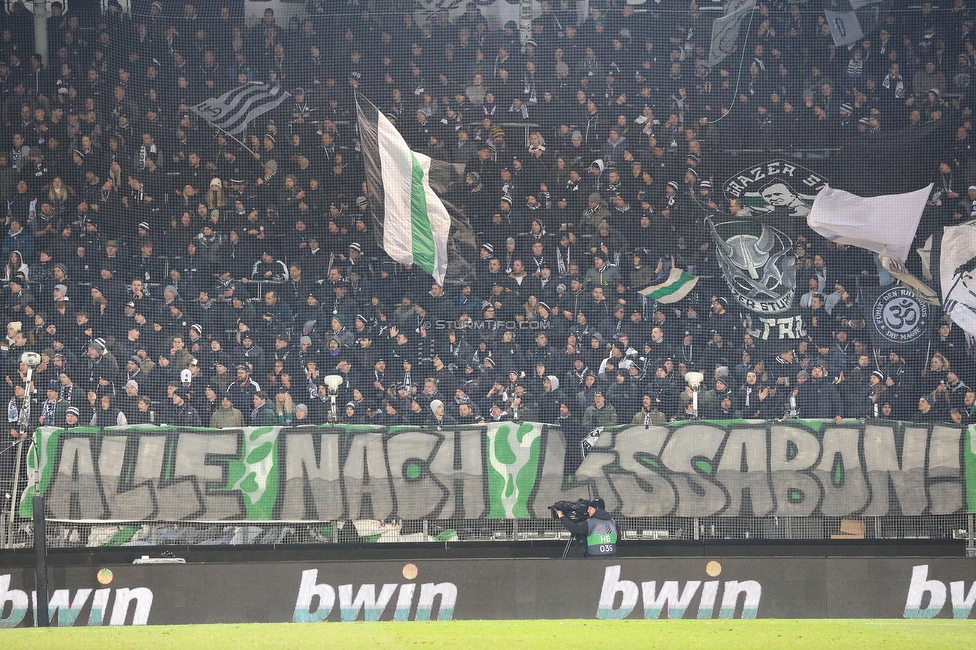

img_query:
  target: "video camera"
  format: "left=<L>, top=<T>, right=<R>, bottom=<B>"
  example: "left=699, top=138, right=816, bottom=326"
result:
left=549, top=499, right=593, bottom=523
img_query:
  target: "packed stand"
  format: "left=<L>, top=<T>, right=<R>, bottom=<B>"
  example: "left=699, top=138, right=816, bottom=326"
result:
left=0, top=0, right=972, bottom=450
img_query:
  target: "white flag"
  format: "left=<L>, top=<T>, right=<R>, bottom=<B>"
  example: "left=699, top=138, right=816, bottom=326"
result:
left=807, top=183, right=932, bottom=264
left=940, top=222, right=976, bottom=337
left=725, top=0, right=757, bottom=13
left=823, top=9, right=864, bottom=47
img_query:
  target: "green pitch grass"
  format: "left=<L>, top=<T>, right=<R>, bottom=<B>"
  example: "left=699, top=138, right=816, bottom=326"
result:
left=6, top=620, right=976, bottom=649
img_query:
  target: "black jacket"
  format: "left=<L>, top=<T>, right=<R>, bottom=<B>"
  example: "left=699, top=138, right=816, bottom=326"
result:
left=559, top=508, right=618, bottom=557
left=796, top=378, right=845, bottom=419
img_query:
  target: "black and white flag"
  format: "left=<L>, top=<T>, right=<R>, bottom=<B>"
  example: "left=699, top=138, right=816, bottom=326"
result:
left=711, top=160, right=826, bottom=352
left=823, top=0, right=892, bottom=48
left=191, top=82, right=291, bottom=135
left=581, top=426, right=605, bottom=459
left=940, top=222, right=976, bottom=337
left=707, top=0, right=757, bottom=67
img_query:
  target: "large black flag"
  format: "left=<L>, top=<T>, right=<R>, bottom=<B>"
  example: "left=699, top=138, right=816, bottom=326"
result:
left=825, top=121, right=949, bottom=197
left=709, top=123, right=949, bottom=354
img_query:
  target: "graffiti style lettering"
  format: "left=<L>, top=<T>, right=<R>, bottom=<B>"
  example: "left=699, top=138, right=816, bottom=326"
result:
left=280, top=433, right=343, bottom=520
left=20, top=422, right=976, bottom=524
left=343, top=432, right=394, bottom=521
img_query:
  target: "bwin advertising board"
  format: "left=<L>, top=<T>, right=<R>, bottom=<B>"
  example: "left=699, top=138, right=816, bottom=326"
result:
left=0, top=558, right=974, bottom=626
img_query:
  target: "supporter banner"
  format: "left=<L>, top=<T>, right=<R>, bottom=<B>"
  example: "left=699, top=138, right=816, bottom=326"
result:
left=713, top=160, right=829, bottom=349
left=861, top=285, right=932, bottom=352
left=1, top=557, right=974, bottom=626
left=21, top=421, right=976, bottom=522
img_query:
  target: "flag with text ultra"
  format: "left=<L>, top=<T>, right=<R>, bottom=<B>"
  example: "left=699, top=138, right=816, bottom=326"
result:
left=356, top=95, right=451, bottom=285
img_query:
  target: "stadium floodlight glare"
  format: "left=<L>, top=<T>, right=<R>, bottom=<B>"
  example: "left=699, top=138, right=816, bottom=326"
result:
left=323, top=375, right=344, bottom=422
left=685, top=371, right=705, bottom=420
left=323, top=375, right=344, bottom=393
left=20, top=352, right=41, bottom=369
left=17, top=351, right=43, bottom=437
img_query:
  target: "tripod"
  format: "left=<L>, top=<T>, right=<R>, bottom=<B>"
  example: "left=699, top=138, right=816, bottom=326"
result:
left=560, top=534, right=584, bottom=559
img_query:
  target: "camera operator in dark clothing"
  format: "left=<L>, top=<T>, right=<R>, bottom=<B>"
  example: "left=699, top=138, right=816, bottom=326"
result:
left=554, top=498, right=618, bottom=557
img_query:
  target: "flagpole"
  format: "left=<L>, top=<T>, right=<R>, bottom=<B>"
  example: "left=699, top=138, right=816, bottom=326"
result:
left=190, top=81, right=291, bottom=157
left=705, top=5, right=758, bottom=124
left=209, top=124, right=258, bottom=158
left=353, top=88, right=362, bottom=125
left=861, top=283, right=885, bottom=369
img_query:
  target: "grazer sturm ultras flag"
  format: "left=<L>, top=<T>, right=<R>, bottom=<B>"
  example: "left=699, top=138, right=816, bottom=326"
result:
left=356, top=94, right=451, bottom=285
left=190, top=82, right=291, bottom=135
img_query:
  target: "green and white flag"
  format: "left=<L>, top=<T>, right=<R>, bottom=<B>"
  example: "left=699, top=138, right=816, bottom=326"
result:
left=639, top=267, right=699, bottom=304
left=356, top=95, right=451, bottom=285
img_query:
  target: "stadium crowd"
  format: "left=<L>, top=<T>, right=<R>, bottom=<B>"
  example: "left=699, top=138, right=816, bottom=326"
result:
left=0, top=0, right=973, bottom=444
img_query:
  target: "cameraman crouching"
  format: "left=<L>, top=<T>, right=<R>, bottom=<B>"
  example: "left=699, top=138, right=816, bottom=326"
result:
left=556, top=499, right=618, bottom=557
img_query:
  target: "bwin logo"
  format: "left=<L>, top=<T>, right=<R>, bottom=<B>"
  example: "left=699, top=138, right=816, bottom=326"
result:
left=597, top=564, right=761, bottom=620
left=293, top=568, right=457, bottom=622
left=904, top=565, right=976, bottom=619
left=0, top=575, right=153, bottom=627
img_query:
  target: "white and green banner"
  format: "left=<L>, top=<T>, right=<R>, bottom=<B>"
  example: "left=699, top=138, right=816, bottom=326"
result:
left=20, top=421, right=976, bottom=524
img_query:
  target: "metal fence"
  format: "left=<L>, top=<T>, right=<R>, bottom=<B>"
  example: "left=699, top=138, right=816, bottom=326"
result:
left=4, top=514, right=974, bottom=551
